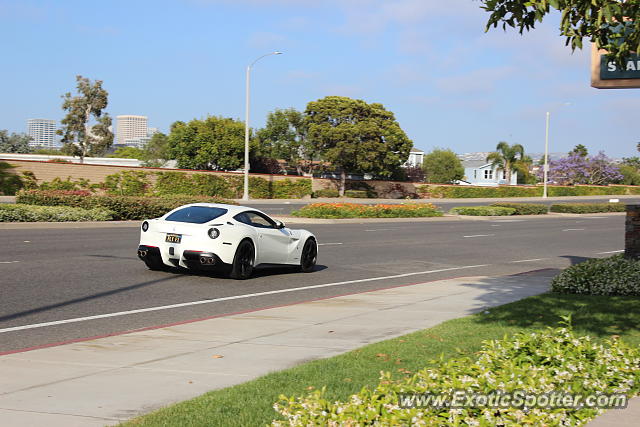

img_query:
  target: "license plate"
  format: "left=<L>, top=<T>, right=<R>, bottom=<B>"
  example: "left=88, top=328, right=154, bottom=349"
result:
left=165, top=233, right=182, bottom=244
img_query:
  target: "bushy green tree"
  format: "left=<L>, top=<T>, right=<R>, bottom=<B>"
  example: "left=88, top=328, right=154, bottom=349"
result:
left=110, top=146, right=145, bottom=159
left=620, top=157, right=640, bottom=185
left=142, top=132, right=171, bottom=167
left=422, top=149, right=465, bottom=184
left=305, top=96, right=412, bottom=195
left=513, top=155, right=537, bottom=184
left=0, top=130, right=32, bottom=153
left=59, top=75, right=113, bottom=161
left=486, top=141, right=524, bottom=184
left=481, top=0, right=640, bottom=65
left=569, top=144, right=589, bottom=158
left=168, top=116, right=246, bottom=170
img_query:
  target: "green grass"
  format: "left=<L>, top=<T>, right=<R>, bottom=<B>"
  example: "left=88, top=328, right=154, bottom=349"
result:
left=122, top=293, right=640, bottom=427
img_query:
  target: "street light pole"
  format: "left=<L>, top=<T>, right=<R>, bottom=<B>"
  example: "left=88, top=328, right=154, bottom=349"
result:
left=243, top=51, right=282, bottom=201
left=543, top=111, right=550, bottom=198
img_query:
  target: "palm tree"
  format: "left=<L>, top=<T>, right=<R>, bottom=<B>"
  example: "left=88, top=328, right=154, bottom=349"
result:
left=486, top=141, right=524, bottom=185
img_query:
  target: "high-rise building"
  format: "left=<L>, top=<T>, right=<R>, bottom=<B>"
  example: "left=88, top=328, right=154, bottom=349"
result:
left=27, top=118, right=57, bottom=147
left=116, top=115, right=148, bottom=146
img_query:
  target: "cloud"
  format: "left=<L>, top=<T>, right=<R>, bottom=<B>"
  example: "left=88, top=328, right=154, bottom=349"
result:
left=436, top=66, right=516, bottom=94
left=247, top=31, right=288, bottom=49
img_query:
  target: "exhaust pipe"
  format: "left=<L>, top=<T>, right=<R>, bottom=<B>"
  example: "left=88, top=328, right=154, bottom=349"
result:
left=199, top=256, right=215, bottom=265
left=138, top=250, right=148, bottom=258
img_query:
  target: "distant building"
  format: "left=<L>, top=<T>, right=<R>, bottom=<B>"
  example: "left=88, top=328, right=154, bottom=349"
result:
left=27, top=118, right=57, bottom=147
left=404, top=148, right=425, bottom=167
left=116, top=115, right=148, bottom=146
left=461, top=160, right=518, bottom=186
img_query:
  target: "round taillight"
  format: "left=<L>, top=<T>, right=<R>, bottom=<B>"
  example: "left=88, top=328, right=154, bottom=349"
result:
left=142, top=221, right=149, bottom=232
left=208, top=228, right=220, bottom=239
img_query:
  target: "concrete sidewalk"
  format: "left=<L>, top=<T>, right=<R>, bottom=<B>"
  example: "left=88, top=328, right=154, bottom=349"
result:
left=0, top=270, right=634, bottom=426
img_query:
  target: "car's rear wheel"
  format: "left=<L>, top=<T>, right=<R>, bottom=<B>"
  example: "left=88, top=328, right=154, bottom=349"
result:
left=299, top=238, right=317, bottom=273
left=229, top=240, right=255, bottom=280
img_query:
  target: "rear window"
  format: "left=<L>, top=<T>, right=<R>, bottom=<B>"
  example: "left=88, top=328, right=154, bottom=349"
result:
left=165, top=206, right=227, bottom=224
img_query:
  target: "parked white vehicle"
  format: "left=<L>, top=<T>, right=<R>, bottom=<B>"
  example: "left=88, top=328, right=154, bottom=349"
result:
left=137, top=203, right=318, bottom=279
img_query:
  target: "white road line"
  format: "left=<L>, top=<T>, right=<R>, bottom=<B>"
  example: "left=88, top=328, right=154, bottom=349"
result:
left=491, top=220, right=525, bottom=223
left=318, top=243, right=343, bottom=246
left=0, top=261, right=20, bottom=264
left=364, top=228, right=395, bottom=232
left=0, top=264, right=490, bottom=334
left=562, top=228, right=585, bottom=231
left=490, top=225, right=501, bottom=227
left=510, top=258, right=548, bottom=263
left=463, top=234, right=495, bottom=238
left=596, top=250, right=624, bottom=254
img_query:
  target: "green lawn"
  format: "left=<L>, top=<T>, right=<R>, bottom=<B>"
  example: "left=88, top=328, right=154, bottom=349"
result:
left=122, top=293, right=640, bottom=426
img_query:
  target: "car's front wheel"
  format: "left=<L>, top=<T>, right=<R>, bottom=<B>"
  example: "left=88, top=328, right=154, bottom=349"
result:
left=299, top=238, right=317, bottom=273
left=229, top=240, right=255, bottom=280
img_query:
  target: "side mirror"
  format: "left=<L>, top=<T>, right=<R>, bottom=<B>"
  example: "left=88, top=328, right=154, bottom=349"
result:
left=276, top=220, right=286, bottom=229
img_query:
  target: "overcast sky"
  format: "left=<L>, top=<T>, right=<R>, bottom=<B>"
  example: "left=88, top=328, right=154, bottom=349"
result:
left=1, top=0, right=638, bottom=157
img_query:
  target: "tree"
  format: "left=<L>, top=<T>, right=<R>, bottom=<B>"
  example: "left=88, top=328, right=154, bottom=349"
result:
left=513, top=154, right=537, bottom=184
left=486, top=141, right=524, bottom=184
left=481, top=0, right=640, bottom=66
left=0, top=130, right=31, bottom=153
left=59, top=75, right=113, bottom=162
left=422, top=149, right=464, bottom=184
left=142, top=132, right=171, bottom=167
left=110, top=146, right=145, bottom=159
left=305, top=96, right=412, bottom=196
left=569, top=144, right=589, bottom=157
left=540, top=151, right=622, bottom=185
left=619, top=157, right=640, bottom=185
left=256, top=108, right=316, bottom=175
left=168, top=116, right=246, bottom=170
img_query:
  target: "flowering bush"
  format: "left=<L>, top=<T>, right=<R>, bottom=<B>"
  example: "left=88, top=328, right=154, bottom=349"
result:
left=291, top=203, right=442, bottom=218
left=551, top=255, right=640, bottom=296
left=539, top=152, right=623, bottom=186
left=273, top=320, right=640, bottom=426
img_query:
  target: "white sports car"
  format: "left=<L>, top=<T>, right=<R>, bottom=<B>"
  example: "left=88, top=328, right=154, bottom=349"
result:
left=137, top=203, right=318, bottom=279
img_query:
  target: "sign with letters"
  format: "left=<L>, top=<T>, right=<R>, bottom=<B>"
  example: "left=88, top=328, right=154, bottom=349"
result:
left=591, top=44, right=640, bottom=89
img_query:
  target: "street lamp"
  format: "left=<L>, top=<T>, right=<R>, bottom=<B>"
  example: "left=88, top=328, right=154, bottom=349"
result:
left=542, top=102, right=570, bottom=199
left=243, top=51, right=283, bottom=201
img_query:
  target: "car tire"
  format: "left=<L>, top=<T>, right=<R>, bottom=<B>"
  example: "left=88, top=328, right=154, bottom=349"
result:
left=299, top=238, right=317, bottom=273
left=229, top=240, right=255, bottom=280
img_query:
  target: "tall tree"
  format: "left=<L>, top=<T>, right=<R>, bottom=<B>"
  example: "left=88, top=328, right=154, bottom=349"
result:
left=256, top=108, right=317, bottom=176
left=142, top=132, right=171, bottom=167
left=422, top=149, right=465, bottom=184
left=486, top=141, right=524, bottom=184
left=168, top=116, right=246, bottom=170
left=305, top=96, right=412, bottom=196
left=540, top=151, right=622, bottom=185
left=481, top=0, right=640, bottom=65
left=0, top=130, right=32, bottom=153
left=59, top=75, right=113, bottom=162
left=569, top=144, right=589, bottom=157
left=513, top=154, right=537, bottom=184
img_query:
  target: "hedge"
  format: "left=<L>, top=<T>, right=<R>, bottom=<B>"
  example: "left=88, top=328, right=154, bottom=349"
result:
left=273, top=321, right=640, bottom=426
left=450, top=206, right=516, bottom=216
left=15, top=190, right=236, bottom=220
left=291, top=203, right=443, bottom=218
left=418, top=184, right=640, bottom=198
left=0, top=204, right=114, bottom=222
left=313, top=188, right=340, bottom=198
left=490, top=202, right=548, bottom=215
left=551, top=255, right=640, bottom=296
left=344, top=190, right=371, bottom=198
left=549, top=203, right=626, bottom=214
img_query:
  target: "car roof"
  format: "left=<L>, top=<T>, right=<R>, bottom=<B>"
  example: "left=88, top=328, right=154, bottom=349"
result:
left=178, top=203, right=265, bottom=216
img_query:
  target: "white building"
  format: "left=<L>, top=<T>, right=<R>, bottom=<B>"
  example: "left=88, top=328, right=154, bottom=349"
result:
left=27, top=118, right=57, bottom=147
left=116, top=115, right=148, bottom=146
left=403, top=148, right=425, bottom=167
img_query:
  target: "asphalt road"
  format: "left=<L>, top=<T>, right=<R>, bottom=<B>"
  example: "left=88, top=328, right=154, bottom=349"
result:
left=0, top=214, right=626, bottom=353
left=246, top=196, right=640, bottom=216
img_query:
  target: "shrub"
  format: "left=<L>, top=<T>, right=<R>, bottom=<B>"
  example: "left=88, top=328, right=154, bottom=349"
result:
left=450, top=206, right=516, bottom=216
left=39, top=176, right=94, bottom=191
left=273, top=320, right=640, bottom=426
left=272, top=179, right=312, bottom=199
left=103, top=171, right=150, bottom=196
left=490, top=202, right=548, bottom=215
left=313, top=188, right=340, bottom=198
left=0, top=161, right=24, bottom=195
left=0, top=204, right=113, bottom=222
left=418, top=185, right=541, bottom=198
left=291, top=203, right=442, bottom=218
left=46, top=158, right=71, bottom=163
left=550, top=203, right=626, bottom=214
left=546, top=185, right=628, bottom=196
left=15, top=190, right=236, bottom=220
left=344, top=190, right=370, bottom=198
left=551, top=255, right=640, bottom=296
left=154, top=172, right=234, bottom=198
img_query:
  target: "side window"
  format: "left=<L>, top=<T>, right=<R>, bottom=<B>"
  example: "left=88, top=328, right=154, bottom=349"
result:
left=234, top=211, right=276, bottom=228
left=233, top=212, right=251, bottom=225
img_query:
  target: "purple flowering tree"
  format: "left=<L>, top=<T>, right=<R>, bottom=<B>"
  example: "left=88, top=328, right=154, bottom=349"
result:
left=538, top=151, right=622, bottom=185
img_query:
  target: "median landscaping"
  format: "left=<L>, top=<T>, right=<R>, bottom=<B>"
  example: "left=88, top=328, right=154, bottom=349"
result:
left=121, top=291, right=640, bottom=427
left=290, top=203, right=443, bottom=218
left=0, top=203, right=114, bottom=222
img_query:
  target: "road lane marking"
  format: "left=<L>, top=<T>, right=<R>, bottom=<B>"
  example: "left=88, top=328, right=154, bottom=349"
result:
left=0, top=261, right=20, bottom=264
left=510, top=258, right=548, bottom=263
left=463, top=234, right=495, bottom=238
left=364, top=228, right=395, bottom=232
left=318, top=243, right=343, bottom=246
left=596, top=250, right=624, bottom=254
left=562, top=228, right=585, bottom=231
left=0, top=264, right=490, bottom=334
left=491, top=220, right=525, bottom=223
